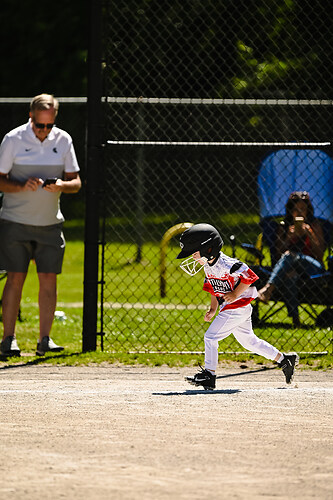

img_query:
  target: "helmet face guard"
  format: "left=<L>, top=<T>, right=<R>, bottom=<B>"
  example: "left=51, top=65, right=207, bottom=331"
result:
left=179, top=256, right=208, bottom=276
left=177, top=223, right=223, bottom=275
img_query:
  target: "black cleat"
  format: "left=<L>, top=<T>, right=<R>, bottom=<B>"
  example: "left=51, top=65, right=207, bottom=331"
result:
left=185, top=365, right=216, bottom=390
left=279, top=353, right=299, bottom=384
left=0, top=336, right=21, bottom=357
left=36, top=336, right=64, bottom=356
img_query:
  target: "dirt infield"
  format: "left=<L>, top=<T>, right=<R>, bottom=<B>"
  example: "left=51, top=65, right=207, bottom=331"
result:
left=0, top=363, right=332, bottom=500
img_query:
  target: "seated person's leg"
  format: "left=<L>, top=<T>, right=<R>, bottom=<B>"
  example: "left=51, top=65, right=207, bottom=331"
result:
left=258, top=252, right=296, bottom=302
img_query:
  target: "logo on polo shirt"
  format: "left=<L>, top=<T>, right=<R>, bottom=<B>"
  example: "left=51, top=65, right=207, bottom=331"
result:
left=25, top=148, right=31, bottom=152
left=53, top=148, right=58, bottom=153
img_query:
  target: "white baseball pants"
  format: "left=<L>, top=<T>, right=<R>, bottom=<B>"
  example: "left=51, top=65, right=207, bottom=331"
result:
left=204, top=304, right=280, bottom=371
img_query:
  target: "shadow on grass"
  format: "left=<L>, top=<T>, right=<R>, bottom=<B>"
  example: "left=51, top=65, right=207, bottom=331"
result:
left=0, top=352, right=81, bottom=369
left=254, top=321, right=316, bottom=330
left=109, top=258, right=141, bottom=271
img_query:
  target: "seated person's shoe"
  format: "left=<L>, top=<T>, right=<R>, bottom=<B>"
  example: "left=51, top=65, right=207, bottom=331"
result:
left=36, top=336, right=64, bottom=356
left=0, top=336, right=21, bottom=357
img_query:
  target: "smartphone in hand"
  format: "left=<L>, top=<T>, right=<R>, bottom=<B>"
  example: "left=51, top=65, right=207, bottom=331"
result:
left=294, top=216, right=304, bottom=228
left=42, top=178, right=58, bottom=187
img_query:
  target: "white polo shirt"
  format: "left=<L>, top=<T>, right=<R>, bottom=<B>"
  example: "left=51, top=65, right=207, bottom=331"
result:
left=0, top=120, right=80, bottom=226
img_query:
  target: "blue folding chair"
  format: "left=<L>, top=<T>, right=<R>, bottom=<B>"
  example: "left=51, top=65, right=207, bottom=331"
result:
left=242, top=149, right=333, bottom=327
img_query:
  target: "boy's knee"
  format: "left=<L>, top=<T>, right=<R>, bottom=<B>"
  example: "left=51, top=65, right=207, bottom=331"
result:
left=239, top=335, right=261, bottom=351
left=204, top=330, right=217, bottom=342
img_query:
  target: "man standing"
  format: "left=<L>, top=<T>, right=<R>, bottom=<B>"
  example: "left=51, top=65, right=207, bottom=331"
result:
left=0, top=94, right=81, bottom=357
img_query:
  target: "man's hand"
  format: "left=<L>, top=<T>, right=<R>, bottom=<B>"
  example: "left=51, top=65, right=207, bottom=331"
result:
left=22, top=177, right=43, bottom=191
left=42, top=174, right=81, bottom=194
left=42, top=179, right=63, bottom=193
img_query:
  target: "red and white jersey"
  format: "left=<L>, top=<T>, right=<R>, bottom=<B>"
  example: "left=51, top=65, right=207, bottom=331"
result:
left=203, top=252, right=258, bottom=310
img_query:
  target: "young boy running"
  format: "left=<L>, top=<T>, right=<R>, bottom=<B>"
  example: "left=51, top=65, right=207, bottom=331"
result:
left=177, top=223, right=299, bottom=390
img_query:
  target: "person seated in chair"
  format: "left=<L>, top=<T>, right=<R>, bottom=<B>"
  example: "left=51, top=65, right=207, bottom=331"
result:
left=257, top=191, right=325, bottom=327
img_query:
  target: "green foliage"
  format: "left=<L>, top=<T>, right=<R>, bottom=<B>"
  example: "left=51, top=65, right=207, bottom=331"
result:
left=106, top=0, right=332, bottom=99
left=0, top=0, right=88, bottom=96
left=1, top=0, right=332, bottom=100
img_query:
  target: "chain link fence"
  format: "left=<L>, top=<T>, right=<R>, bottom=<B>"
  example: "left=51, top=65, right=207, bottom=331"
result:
left=97, top=1, right=333, bottom=354
left=104, top=0, right=333, bottom=101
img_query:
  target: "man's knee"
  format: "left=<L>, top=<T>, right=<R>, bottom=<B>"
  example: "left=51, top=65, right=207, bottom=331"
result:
left=38, top=273, right=57, bottom=291
left=6, top=272, right=27, bottom=288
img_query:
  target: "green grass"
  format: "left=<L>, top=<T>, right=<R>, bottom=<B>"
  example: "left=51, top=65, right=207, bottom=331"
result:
left=0, top=236, right=332, bottom=370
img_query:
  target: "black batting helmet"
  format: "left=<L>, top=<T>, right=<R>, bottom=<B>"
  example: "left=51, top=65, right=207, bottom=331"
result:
left=177, top=223, right=224, bottom=261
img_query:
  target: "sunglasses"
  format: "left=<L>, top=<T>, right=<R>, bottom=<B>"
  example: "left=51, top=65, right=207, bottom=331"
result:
left=290, top=191, right=310, bottom=200
left=34, top=122, right=55, bottom=130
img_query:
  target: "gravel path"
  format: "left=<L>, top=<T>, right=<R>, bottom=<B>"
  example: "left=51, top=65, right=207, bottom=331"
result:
left=0, top=364, right=332, bottom=499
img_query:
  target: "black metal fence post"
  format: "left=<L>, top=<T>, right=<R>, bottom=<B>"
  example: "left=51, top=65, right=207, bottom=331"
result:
left=82, top=0, right=102, bottom=352
left=135, top=101, right=146, bottom=263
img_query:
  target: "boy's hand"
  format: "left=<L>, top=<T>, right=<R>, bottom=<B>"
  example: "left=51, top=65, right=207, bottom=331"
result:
left=223, top=291, right=238, bottom=304
left=204, top=309, right=216, bottom=322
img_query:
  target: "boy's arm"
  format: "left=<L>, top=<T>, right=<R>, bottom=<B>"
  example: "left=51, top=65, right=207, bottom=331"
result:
left=223, top=281, right=251, bottom=304
left=204, top=294, right=219, bottom=322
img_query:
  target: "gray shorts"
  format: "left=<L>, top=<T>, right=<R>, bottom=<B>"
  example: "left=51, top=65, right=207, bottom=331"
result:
left=0, top=220, right=66, bottom=274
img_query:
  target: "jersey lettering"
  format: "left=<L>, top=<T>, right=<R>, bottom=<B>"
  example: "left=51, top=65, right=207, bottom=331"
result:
left=202, top=252, right=258, bottom=309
